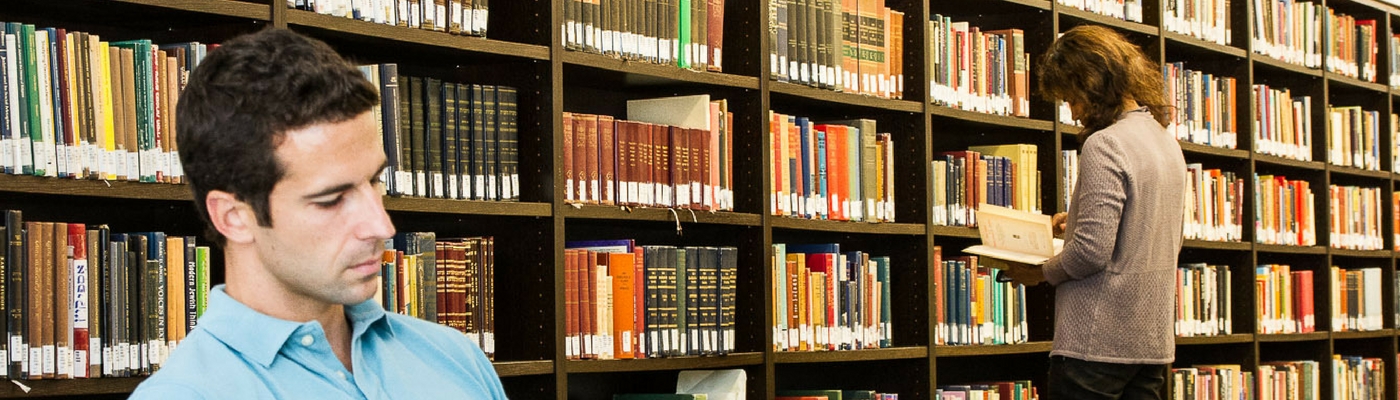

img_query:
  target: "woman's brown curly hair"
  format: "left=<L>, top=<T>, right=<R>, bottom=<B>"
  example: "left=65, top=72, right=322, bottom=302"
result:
left=1038, top=25, right=1170, bottom=138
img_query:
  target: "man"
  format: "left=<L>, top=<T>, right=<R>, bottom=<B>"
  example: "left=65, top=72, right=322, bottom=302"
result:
left=130, top=28, right=507, bottom=399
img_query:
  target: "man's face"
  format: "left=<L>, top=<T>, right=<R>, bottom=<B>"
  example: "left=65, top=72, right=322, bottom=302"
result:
left=252, top=111, right=395, bottom=307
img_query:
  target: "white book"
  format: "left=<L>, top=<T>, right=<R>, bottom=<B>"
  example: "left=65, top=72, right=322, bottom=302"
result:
left=963, top=204, right=1064, bottom=266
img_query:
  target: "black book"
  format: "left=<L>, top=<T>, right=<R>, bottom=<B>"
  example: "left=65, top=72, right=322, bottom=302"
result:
left=2, top=210, right=19, bottom=378
left=378, top=64, right=402, bottom=196
left=496, top=86, right=518, bottom=201
left=424, top=78, right=443, bottom=198
left=442, top=82, right=461, bottom=200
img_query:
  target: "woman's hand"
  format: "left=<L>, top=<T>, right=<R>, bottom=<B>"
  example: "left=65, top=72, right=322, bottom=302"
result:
left=1051, top=212, right=1068, bottom=236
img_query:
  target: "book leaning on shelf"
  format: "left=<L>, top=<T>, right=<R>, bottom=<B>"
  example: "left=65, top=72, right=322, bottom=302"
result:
left=962, top=204, right=1062, bottom=267
left=0, top=210, right=213, bottom=379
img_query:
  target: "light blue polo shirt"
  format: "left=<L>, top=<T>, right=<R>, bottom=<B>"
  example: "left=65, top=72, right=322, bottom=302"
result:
left=130, top=285, right=507, bottom=399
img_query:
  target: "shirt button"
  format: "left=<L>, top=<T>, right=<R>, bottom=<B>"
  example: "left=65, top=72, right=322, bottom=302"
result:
left=337, top=371, right=347, bottom=380
left=300, top=335, right=314, bottom=346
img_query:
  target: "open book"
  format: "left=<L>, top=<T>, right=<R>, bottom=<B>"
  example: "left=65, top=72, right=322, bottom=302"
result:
left=963, top=204, right=1064, bottom=266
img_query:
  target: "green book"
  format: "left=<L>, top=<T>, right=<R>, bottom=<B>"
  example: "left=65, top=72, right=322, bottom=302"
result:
left=194, top=246, right=209, bottom=319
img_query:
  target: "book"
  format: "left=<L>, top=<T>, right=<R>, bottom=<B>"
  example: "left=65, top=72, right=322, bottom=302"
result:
left=676, top=368, right=745, bottom=400
left=962, top=204, right=1062, bottom=266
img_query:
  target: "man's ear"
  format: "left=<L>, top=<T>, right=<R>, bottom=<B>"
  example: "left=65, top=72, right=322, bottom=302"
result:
left=206, top=190, right=257, bottom=244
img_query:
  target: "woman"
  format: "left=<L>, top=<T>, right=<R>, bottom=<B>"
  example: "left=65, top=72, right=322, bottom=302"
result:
left=1000, top=25, right=1187, bottom=400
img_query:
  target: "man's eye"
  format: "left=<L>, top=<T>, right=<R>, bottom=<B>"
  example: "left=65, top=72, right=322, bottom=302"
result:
left=314, top=197, right=344, bottom=208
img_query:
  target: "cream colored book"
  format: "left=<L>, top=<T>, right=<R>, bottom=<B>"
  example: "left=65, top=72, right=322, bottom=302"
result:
left=963, top=204, right=1063, bottom=266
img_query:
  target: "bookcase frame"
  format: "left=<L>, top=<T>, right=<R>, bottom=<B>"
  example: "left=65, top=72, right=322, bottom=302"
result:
left=3, top=0, right=1400, bottom=398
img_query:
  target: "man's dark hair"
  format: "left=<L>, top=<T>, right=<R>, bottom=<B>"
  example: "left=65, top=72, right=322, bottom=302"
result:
left=177, top=28, right=378, bottom=244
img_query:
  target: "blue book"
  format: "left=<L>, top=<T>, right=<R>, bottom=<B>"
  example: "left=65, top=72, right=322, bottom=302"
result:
left=815, top=129, right=827, bottom=219
left=565, top=239, right=636, bottom=253
left=797, top=117, right=812, bottom=218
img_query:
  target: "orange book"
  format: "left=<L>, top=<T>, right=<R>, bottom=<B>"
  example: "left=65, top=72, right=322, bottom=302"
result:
left=563, top=112, right=575, bottom=203
left=609, top=252, right=636, bottom=359
left=165, top=236, right=184, bottom=347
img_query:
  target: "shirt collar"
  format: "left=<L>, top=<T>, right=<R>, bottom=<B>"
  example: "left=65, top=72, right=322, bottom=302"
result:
left=198, top=285, right=394, bottom=368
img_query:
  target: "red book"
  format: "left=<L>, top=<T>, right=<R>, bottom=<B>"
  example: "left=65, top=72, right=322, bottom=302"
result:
left=563, top=112, right=575, bottom=203
left=599, top=115, right=616, bottom=205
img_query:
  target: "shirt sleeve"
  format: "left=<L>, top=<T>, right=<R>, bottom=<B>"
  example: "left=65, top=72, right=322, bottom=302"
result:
left=1043, top=133, right=1128, bottom=285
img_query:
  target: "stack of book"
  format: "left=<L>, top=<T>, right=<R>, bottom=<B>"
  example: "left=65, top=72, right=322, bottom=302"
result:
left=927, top=19, right=1029, bottom=118
left=1164, top=62, right=1238, bottom=149
left=936, top=382, right=1036, bottom=400
left=767, top=0, right=905, bottom=99
left=1255, top=264, right=1314, bottom=334
left=1253, top=175, right=1316, bottom=246
left=1253, top=85, right=1313, bottom=161
left=931, top=144, right=1040, bottom=227
left=380, top=232, right=497, bottom=359
left=565, top=241, right=737, bottom=360
left=1176, top=263, right=1232, bottom=337
left=1324, top=13, right=1378, bottom=82
left=0, top=210, right=214, bottom=379
left=1332, top=355, right=1384, bottom=399
left=1251, top=0, right=1324, bottom=68
left=1326, top=186, right=1383, bottom=251
left=1169, top=365, right=1252, bottom=400
left=769, top=114, right=895, bottom=222
left=1328, top=266, right=1383, bottom=332
left=1165, top=0, right=1231, bottom=45
left=563, top=0, right=725, bottom=73
left=771, top=243, right=891, bottom=352
left=293, top=0, right=491, bottom=37
left=359, top=64, right=521, bottom=201
left=1325, top=106, right=1381, bottom=171
left=0, top=23, right=207, bottom=183
left=1056, top=0, right=1143, bottom=22
left=933, top=249, right=1029, bottom=346
left=1183, top=164, right=1244, bottom=242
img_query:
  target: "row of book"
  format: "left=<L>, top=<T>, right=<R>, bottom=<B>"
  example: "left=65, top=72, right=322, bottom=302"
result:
left=931, top=144, right=1042, bottom=228
left=1176, top=263, right=1232, bottom=337
left=771, top=243, right=892, bottom=352
left=1165, top=0, right=1232, bottom=46
left=1170, top=365, right=1252, bottom=400
left=0, top=23, right=202, bottom=183
left=1324, top=12, right=1379, bottom=82
left=927, top=19, right=1030, bottom=118
left=563, top=95, right=735, bottom=210
left=1332, top=355, right=1384, bottom=400
left=1256, top=264, right=1314, bottom=334
left=292, top=0, right=491, bottom=37
left=1057, top=0, right=1144, bottom=23
left=936, top=382, right=1037, bottom=400
left=1, top=211, right=213, bottom=379
left=1328, top=266, right=1384, bottom=332
left=378, top=233, right=496, bottom=359
left=1327, top=186, right=1383, bottom=251
left=565, top=241, right=738, bottom=360
left=1184, top=165, right=1244, bottom=242
left=766, top=0, right=906, bottom=99
left=1164, top=62, right=1239, bottom=150
left=1325, top=106, right=1381, bottom=172
left=1251, top=0, right=1324, bottom=68
left=613, top=369, right=746, bottom=400
left=1258, top=360, right=1320, bottom=400
left=358, top=64, right=521, bottom=201
left=769, top=113, right=896, bottom=222
left=1254, top=85, right=1313, bottom=162
left=563, top=0, right=725, bottom=73
left=1254, top=175, right=1316, bottom=247
left=934, top=251, right=1029, bottom=346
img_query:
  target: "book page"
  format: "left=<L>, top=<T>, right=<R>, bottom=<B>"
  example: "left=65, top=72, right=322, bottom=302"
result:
left=964, top=204, right=1062, bottom=265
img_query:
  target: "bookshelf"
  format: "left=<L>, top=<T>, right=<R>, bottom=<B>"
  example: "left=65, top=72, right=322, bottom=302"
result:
left=2, top=0, right=1400, bottom=398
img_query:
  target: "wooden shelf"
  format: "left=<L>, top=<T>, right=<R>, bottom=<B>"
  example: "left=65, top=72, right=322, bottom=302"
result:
left=773, top=347, right=929, bottom=363
left=562, top=51, right=759, bottom=89
left=1327, top=165, right=1391, bottom=180
left=1179, top=141, right=1249, bottom=159
left=929, top=106, right=1055, bottom=131
left=1182, top=239, right=1250, bottom=251
left=286, top=10, right=549, bottom=61
left=934, top=342, right=1052, bottom=357
left=114, top=0, right=269, bottom=19
left=562, top=205, right=761, bottom=226
left=384, top=197, right=552, bottom=217
left=0, top=377, right=145, bottom=397
left=1056, top=8, right=1158, bottom=36
left=770, top=217, right=925, bottom=235
left=1163, top=32, right=1247, bottom=59
left=565, top=353, right=763, bottom=373
left=1329, top=248, right=1394, bottom=258
left=930, top=225, right=981, bottom=239
left=1253, top=154, right=1325, bottom=171
left=0, top=175, right=191, bottom=201
left=1254, top=244, right=1327, bottom=255
left=1327, top=73, right=1389, bottom=93
left=1251, top=56, right=1324, bottom=78
left=495, top=360, right=555, bottom=377
left=1004, top=0, right=1054, bottom=10
left=1332, top=329, right=1396, bottom=340
left=1257, top=332, right=1330, bottom=342
left=769, top=82, right=923, bottom=113
left=1175, top=334, right=1253, bottom=346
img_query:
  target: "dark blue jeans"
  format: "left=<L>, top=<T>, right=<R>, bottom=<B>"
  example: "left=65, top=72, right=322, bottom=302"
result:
left=1048, top=356, right=1168, bottom=400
